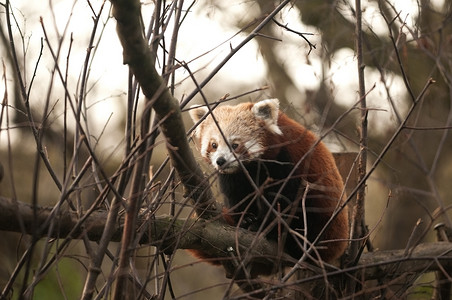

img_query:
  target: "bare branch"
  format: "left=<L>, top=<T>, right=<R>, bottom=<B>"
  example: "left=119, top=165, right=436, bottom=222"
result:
left=347, top=0, right=369, bottom=272
left=110, top=0, right=219, bottom=218
left=271, top=18, right=316, bottom=54
left=1, top=196, right=452, bottom=285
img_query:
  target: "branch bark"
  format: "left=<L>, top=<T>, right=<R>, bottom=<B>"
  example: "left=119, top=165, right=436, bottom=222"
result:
left=2, top=196, right=452, bottom=284
left=347, top=0, right=368, bottom=271
left=0, top=196, right=280, bottom=268
left=109, top=2, right=221, bottom=296
left=110, top=0, right=219, bottom=218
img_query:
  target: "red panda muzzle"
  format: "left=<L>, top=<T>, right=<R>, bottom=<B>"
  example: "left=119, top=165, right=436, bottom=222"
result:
left=216, top=157, right=227, bottom=167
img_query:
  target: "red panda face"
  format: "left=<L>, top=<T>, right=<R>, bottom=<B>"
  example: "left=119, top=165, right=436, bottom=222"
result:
left=189, top=99, right=283, bottom=174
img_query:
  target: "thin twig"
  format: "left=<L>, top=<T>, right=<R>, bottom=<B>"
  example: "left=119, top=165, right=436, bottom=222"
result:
left=347, top=0, right=369, bottom=271
left=272, top=18, right=316, bottom=54
left=179, top=0, right=292, bottom=109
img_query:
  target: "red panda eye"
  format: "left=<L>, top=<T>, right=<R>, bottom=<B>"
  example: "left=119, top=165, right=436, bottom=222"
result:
left=231, top=143, right=239, bottom=150
left=211, top=142, right=218, bottom=149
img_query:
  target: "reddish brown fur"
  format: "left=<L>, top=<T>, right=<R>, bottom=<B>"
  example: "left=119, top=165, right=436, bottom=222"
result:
left=270, top=113, right=349, bottom=262
left=189, top=100, right=349, bottom=274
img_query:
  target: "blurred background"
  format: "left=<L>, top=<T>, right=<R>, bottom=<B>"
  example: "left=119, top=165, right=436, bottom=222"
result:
left=1, top=0, right=451, bottom=298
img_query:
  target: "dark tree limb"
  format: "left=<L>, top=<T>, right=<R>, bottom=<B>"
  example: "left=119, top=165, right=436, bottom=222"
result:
left=110, top=0, right=219, bottom=219
left=0, top=196, right=280, bottom=268
left=108, top=2, right=221, bottom=295
left=2, top=196, right=452, bottom=284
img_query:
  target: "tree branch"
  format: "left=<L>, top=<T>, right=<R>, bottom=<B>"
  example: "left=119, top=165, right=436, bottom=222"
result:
left=0, top=196, right=279, bottom=268
left=110, top=0, right=219, bottom=218
left=2, top=196, right=452, bottom=283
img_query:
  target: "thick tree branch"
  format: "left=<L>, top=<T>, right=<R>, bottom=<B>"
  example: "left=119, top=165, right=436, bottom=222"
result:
left=110, top=0, right=219, bottom=218
left=2, top=196, right=452, bottom=283
left=0, top=196, right=280, bottom=268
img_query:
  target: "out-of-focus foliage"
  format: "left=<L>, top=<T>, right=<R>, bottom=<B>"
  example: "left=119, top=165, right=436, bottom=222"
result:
left=1, top=0, right=452, bottom=299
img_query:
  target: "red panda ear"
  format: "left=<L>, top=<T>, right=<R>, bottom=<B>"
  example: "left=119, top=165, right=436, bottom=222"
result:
left=252, top=99, right=283, bottom=135
left=189, top=105, right=209, bottom=124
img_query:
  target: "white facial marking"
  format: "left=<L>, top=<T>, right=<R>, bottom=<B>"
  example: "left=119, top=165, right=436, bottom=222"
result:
left=200, top=139, right=210, bottom=158
left=210, top=144, right=239, bottom=173
left=193, top=101, right=286, bottom=174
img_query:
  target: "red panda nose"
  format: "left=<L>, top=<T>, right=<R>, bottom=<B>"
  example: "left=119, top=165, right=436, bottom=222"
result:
left=216, top=157, right=226, bottom=167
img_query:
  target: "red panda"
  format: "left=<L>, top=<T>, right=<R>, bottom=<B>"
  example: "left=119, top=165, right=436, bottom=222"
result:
left=188, top=98, right=349, bottom=274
